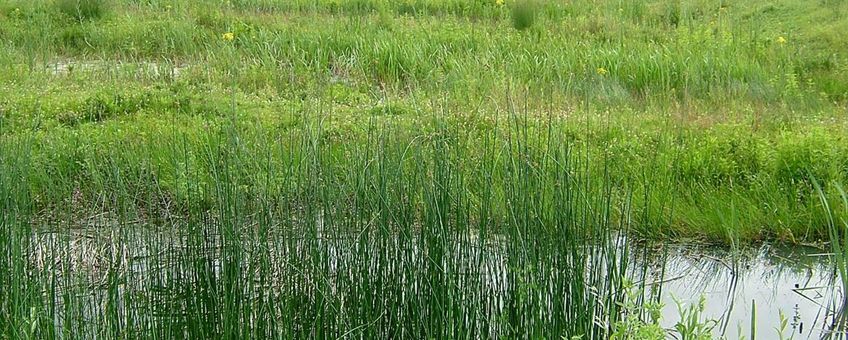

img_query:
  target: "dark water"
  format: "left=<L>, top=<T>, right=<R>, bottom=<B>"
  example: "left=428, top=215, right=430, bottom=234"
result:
left=633, top=243, right=845, bottom=339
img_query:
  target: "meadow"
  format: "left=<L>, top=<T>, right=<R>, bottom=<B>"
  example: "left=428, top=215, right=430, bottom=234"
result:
left=1, top=0, right=847, bottom=338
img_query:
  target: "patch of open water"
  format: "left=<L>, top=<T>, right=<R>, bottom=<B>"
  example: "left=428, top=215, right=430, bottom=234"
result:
left=44, top=59, right=187, bottom=78
left=26, top=224, right=848, bottom=338
left=635, top=243, right=844, bottom=338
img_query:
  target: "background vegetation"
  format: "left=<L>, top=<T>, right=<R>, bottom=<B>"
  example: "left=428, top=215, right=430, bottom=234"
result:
left=1, top=0, right=846, bottom=242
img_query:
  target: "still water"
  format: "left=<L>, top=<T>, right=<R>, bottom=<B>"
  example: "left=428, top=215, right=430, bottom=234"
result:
left=28, top=225, right=847, bottom=338
left=634, top=243, right=845, bottom=339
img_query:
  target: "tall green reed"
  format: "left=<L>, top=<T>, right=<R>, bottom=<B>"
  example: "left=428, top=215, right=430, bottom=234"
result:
left=815, top=178, right=848, bottom=330
left=0, top=87, right=637, bottom=338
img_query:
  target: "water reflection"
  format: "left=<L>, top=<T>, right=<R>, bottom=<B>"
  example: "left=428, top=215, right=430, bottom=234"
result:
left=632, top=243, right=846, bottom=339
left=26, top=223, right=848, bottom=338
left=45, top=59, right=187, bottom=78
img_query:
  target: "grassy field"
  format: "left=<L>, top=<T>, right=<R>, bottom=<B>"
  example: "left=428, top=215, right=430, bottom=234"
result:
left=1, top=0, right=847, bottom=338
left=1, top=0, right=846, bottom=242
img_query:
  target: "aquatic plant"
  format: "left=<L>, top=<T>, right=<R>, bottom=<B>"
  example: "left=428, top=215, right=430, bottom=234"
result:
left=815, top=179, right=848, bottom=330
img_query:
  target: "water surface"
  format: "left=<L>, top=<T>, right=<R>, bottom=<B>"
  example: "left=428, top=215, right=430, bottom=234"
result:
left=633, top=243, right=845, bottom=339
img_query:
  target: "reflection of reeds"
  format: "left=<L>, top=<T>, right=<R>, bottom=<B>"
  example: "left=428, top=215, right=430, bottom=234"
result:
left=822, top=295, right=848, bottom=339
left=628, top=240, right=841, bottom=338
left=815, top=180, right=848, bottom=338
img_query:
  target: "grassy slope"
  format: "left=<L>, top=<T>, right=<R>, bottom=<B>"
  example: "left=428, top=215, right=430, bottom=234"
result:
left=0, top=0, right=847, bottom=243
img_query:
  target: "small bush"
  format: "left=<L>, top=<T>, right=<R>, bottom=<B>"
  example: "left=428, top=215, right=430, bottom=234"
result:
left=56, top=0, right=108, bottom=22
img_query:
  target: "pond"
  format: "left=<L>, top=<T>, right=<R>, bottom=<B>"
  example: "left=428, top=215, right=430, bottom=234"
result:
left=24, top=224, right=848, bottom=338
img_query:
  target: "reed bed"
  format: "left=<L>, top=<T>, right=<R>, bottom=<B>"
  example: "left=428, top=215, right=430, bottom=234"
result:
left=1, top=106, right=642, bottom=338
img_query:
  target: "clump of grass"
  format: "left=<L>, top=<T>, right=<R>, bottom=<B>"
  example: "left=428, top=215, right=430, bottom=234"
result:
left=511, top=0, right=537, bottom=31
left=56, top=0, right=108, bottom=22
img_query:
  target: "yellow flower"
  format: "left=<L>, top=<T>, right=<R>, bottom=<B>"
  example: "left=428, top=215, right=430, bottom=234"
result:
left=495, top=0, right=504, bottom=5
left=777, top=36, right=787, bottom=44
left=222, top=32, right=235, bottom=42
left=596, top=67, right=608, bottom=76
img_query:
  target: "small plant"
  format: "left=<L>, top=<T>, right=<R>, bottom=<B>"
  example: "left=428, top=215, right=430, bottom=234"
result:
left=672, top=295, right=718, bottom=340
left=56, top=0, right=108, bottom=22
left=610, top=280, right=665, bottom=340
left=775, top=310, right=794, bottom=340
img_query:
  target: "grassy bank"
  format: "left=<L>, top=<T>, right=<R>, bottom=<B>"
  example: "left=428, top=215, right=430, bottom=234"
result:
left=1, top=0, right=846, bottom=242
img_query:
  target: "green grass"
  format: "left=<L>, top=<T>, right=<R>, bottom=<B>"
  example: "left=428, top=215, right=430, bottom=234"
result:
left=0, top=0, right=847, bottom=337
left=55, top=0, right=108, bottom=22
